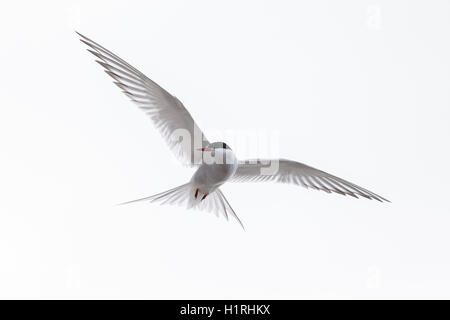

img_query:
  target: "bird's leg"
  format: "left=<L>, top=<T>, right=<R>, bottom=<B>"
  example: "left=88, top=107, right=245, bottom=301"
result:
left=201, top=193, right=208, bottom=201
left=194, top=188, right=199, bottom=199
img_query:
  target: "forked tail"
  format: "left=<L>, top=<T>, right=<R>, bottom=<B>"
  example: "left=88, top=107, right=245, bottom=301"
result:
left=119, top=183, right=244, bottom=229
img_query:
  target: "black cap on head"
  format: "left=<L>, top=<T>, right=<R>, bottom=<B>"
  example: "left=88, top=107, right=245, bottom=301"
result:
left=209, top=142, right=231, bottom=150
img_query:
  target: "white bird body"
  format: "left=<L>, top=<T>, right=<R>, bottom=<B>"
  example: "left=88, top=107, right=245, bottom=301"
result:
left=77, top=32, right=389, bottom=229
left=191, top=148, right=238, bottom=198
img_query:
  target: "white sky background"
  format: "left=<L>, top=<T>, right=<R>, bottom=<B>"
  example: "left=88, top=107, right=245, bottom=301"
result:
left=0, top=0, right=449, bottom=299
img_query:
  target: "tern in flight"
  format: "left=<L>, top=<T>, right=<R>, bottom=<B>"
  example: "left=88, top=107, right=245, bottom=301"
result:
left=77, top=32, right=389, bottom=229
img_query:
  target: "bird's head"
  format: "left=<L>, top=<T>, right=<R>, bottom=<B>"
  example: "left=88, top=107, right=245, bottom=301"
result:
left=197, top=142, right=232, bottom=153
left=197, top=142, right=233, bottom=164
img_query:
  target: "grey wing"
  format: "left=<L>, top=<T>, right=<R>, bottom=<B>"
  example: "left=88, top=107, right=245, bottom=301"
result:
left=230, top=158, right=389, bottom=202
left=77, top=32, right=208, bottom=166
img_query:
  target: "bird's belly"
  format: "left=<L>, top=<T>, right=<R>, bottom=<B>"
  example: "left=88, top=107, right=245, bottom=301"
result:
left=192, top=162, right=236, bottom=191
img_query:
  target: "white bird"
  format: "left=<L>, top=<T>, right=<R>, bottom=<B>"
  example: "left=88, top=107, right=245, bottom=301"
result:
left=77, top=32, right=389, bottom=229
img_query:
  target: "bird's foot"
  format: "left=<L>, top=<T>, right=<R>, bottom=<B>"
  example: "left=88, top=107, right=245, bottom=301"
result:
left=194, top=188, right=199, bottom=199
left=201, top=193, right=208, bottom=201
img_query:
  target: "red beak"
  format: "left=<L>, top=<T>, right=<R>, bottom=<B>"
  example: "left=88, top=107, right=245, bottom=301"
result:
left=198, top=147, right=211, bottom=152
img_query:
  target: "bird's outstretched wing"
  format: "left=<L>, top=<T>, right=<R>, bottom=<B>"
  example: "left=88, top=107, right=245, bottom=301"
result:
left=77, top=32, right=209, bottom=166
left=230, top=159, right=389, bottom=202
